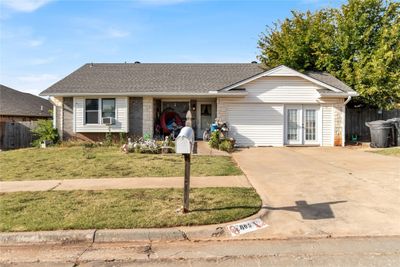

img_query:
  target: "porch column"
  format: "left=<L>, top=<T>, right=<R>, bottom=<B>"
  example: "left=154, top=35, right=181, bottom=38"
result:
left=333, top=103, right=344, bottom=146
left=142, top=97, right=154, bottom=137
left=50, top=96, right=63, bottom=139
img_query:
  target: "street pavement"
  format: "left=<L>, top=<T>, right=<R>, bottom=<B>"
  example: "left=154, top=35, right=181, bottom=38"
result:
left=1, top=236, right=399, bottom=266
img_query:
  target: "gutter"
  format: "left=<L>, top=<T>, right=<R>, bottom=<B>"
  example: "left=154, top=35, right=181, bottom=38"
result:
left=343, top=96, right=352, bottom=105
left=40, top=92, right=248, bottom=97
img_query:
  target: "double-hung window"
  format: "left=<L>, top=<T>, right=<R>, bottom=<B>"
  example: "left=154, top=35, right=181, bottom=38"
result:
left=85, top=99, right=99, bottom=124
left=85, top=98, right=116, bottom=124
left=102, top=98, right=116, bottom=119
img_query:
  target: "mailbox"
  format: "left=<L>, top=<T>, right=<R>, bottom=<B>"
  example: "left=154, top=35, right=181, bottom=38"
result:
left=175, top=126, right=194, bottom=154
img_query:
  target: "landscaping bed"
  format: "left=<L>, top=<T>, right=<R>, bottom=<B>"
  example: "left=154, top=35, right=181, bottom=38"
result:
left=0, top=146, right=243, bottom=181
left=0, top=188, right=261, bottom=232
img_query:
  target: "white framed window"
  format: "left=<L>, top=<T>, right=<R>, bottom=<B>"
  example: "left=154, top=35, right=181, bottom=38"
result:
left=85, top=99, right=99, bottom=124
left=102, top=98, right=116, bottom=119
left=85, top=98, right=116, bottom=124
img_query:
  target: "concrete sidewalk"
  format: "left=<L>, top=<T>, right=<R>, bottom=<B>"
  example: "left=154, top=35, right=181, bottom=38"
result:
left=0, top=175, right=251, bottom=193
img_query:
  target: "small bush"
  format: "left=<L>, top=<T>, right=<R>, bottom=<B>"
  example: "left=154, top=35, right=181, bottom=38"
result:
left=209, top=131, right=220, bottom=149
left=219, top=139, right=234, bottom=152
left=103, top=131, right=113, bottom=146
left=31, top=120, right=59, bottom=147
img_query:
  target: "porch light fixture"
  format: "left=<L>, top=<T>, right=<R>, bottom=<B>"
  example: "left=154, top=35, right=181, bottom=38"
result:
left=192, top=104, right=196, bottom=111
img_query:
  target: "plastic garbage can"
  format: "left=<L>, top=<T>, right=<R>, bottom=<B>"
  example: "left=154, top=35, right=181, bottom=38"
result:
left=386, top=118, right=400, bottom=146
left=365, top=120, right=392, bottom=148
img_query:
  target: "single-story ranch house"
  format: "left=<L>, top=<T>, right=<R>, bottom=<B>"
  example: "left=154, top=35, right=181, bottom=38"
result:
left=40, top=63, right=358, bottom=147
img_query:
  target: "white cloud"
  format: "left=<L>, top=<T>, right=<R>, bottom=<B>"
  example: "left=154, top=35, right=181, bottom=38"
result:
left=18, top=73, right=58, bottom=83
left=1, top=0, right=52, bottom=13
left=0, top=73, right=59, bottom=96
left=27, top=38, right=44, bottom=47
left=28, top=57, right=55, bottom=65
left=104, top=28, right=130, bottom=38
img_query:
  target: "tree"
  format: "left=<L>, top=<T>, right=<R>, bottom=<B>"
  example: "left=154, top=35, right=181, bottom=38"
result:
left=31, top=119, right=59, bottom=147
left=257, top=0, right=400, bottom=110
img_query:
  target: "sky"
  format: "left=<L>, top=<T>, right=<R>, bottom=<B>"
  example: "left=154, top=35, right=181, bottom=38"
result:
left=0, top=0, right=345, bottom=96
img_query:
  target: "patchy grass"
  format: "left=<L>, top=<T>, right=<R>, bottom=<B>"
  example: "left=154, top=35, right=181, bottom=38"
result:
left=0, top=146, right=242, bottom=181
left=370, top=147, right=400, bottom=157
left=0, top=188, right=261, bottom=232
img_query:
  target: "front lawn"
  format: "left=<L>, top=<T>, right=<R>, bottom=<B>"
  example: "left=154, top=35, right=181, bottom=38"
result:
left=0, top=188, right=261, bottom=231
left=0, top=146, right=242, bottom=181
left=370, top=147, right=400, bottom=157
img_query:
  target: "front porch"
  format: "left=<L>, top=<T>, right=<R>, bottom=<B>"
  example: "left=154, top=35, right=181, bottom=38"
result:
left=143, top=97, right=217, bottom=140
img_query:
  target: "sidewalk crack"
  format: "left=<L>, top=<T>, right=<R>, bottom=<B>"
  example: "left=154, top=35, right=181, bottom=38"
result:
left=48, top=181, right=62, bottom=191
left=72, top=229, right=97, bottom=266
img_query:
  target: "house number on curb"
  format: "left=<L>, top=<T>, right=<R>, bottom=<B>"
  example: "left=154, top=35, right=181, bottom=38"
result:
left=227, top=218, right=268, bottom=236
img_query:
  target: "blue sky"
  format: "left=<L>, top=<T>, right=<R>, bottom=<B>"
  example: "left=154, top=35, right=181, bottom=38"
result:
left=0, top=0, right=344, bottom=96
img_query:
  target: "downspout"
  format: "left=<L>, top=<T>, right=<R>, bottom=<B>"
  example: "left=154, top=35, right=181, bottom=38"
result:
left=344, top=96, right=352, bottom=105
left=342, top=96, right=352, bottom=146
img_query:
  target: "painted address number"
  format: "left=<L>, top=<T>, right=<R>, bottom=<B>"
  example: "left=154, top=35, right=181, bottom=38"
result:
left=227, top=218, right=268, bottom=236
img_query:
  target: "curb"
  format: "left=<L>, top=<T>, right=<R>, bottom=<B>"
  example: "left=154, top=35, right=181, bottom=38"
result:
left=0, top=207, right=269, bottom=245
left=0, top=230, right=95, bottom=245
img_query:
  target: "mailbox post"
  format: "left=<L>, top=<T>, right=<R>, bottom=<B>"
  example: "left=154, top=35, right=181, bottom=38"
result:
left=175, top=126, right=194, bottom=213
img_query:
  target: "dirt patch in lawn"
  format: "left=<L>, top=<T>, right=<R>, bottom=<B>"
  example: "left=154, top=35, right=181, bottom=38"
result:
left=0, top=188, right=261, bottom=232
left=0, top=146, right=243, bottom=181
left=369, top=147, right=400, bottom=157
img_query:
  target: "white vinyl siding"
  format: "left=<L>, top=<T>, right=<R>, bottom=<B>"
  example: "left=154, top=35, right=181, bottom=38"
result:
left=74, top=97, right=128, bottom=133
left=242, top=76, right=322, bottom=103
left=322, top=105, right=334, bottom=146
left=227, top=103, right=284, bottom=147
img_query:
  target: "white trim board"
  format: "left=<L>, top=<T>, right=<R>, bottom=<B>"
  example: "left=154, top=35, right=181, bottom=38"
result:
left=220, top=65, right=343, bottom=93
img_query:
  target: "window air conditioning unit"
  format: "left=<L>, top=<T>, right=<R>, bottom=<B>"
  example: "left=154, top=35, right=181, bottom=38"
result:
left=102, top=117, right=115, bottom=125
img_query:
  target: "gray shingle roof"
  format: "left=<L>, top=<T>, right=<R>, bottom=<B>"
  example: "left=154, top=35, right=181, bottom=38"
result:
left=0, top=85, right=52, bottom=117
left=304, top=71, right=354, bottom=93
left=40, top=63, right=265, bottom=95
left=40, top=63, right=355, bottom=96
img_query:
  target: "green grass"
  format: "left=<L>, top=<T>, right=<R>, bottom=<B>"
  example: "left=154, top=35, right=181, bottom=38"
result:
left=370, top=147, right=400, bottom=157
left=0, top=146, right=242, bottom=181
left=0, top=188, right=261, bottom=232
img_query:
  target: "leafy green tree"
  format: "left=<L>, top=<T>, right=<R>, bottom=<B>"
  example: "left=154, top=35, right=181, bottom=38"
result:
left=31, top=119, right=59, bottom=147
left=258, top=0, right=400, bottom=110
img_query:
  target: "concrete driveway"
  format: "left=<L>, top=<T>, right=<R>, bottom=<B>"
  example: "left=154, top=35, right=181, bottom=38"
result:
left=233, top=147, right=400, bottom=239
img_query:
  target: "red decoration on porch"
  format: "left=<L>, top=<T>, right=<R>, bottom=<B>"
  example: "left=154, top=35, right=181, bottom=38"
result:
left=160, top=111, right=183, bottom=134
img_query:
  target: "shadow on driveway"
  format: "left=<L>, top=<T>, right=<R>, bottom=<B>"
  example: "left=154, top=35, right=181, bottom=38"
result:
left=264, top=200, right=347, bottom=220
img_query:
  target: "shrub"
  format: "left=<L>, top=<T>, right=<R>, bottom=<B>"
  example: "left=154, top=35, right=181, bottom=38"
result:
left=31, top=120, right=59, bottom=147
left=209, top=131, right=220, bottom=149
left=219, top=139, right=234, bottom=153
left=103, top=131, right=113, bottom=146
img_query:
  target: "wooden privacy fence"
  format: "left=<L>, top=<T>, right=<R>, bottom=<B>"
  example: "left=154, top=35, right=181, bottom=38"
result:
left=346, top=108, right=400, bottom=142
left=0, top=121, right=38, bottom=150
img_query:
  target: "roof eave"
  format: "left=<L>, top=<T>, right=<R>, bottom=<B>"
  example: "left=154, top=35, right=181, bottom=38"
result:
left=319, top=92, right=359, bottom=98
left=40, top=91, right=248, bottom=97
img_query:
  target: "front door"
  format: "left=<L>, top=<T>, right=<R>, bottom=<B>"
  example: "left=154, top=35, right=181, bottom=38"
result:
left=196, top=102, right=215, bottom=139
left=285, top=105, right=320, bottom=145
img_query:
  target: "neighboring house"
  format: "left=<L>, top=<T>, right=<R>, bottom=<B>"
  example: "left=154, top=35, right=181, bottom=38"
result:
left=0, top=84, right=52, bottom=149
left=40, top=63, right=358, bottom=147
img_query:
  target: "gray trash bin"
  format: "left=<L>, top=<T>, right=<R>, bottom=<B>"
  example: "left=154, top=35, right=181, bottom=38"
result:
left=365, top=120, right=392, bottom=148
left=386, top=118, right=400, bottom=146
